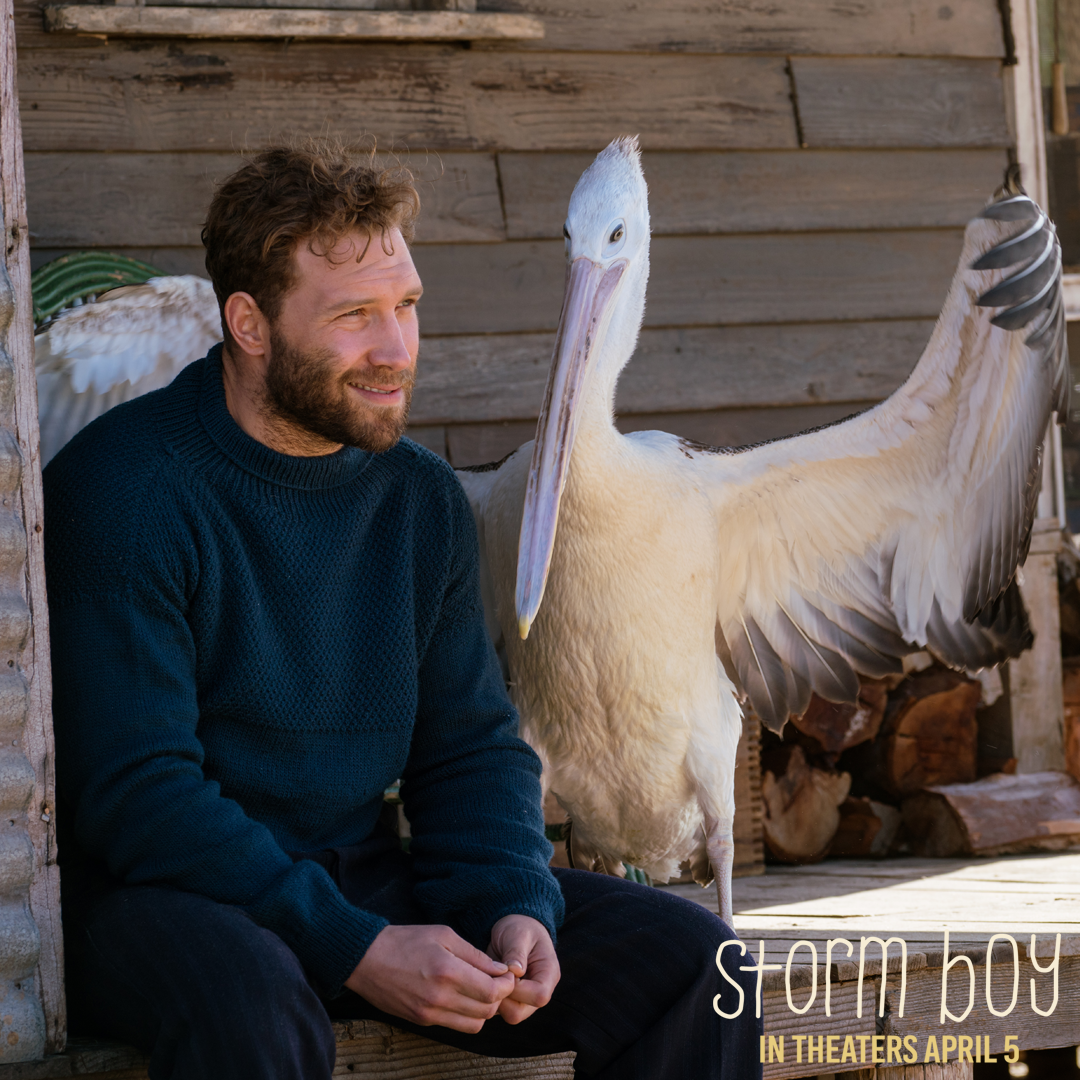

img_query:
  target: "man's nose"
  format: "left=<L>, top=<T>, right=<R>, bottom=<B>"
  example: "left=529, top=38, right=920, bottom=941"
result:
left=368, top=314, right=414, bottom=371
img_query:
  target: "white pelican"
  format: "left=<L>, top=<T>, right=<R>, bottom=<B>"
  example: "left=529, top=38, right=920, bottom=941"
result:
left=34, top=274, right=218, bottom=466
left=456, top=137, right=1066, bottom=924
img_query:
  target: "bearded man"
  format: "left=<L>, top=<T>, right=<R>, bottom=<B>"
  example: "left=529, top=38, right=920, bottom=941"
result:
left=44, top=144, right=759, bottom=1080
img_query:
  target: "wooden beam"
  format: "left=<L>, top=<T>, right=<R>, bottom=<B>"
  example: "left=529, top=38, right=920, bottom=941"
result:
left=499, top=149, right=1009, bottom=239
left=24, top=151, right=505, bottom=246
left=17, top=46, right=797, bottom=153
left=480, top=0, right=1005, bottom=57
left=792, top=58, right=1011, bottom=149
left=412, top=320, right=933, bottom=425
left=13, top=0, right=1007, bottom=56
left=410, top=231, right=962, bottom=335
left=42, top=6, right=545, bottom=42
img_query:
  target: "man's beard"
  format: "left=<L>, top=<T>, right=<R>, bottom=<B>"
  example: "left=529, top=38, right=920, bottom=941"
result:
left=263, top=326, right=414, bottom=453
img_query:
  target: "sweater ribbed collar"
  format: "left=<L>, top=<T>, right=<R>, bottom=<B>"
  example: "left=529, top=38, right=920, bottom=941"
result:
left=197, top=344, right=372, bottom=490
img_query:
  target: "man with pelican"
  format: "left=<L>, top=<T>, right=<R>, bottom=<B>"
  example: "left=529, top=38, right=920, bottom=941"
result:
left=44, top=142, right=761, bottom=1079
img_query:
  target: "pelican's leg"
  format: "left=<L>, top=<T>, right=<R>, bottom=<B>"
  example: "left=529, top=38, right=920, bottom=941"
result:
left=705, top=818, right=735, bottom=928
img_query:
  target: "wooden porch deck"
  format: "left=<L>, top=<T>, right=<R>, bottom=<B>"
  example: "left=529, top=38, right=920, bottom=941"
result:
left=1, top=853, right=1077, bottom=1079
left=668, top=852, right=1080, bottom=1080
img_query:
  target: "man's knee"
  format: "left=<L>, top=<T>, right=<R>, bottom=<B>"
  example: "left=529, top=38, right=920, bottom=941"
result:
left=72, top=887, right=336, bottom=1080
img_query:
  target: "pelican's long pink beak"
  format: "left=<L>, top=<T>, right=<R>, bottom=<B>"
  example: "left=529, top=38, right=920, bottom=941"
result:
left=515, top=255, right=628, bottom=639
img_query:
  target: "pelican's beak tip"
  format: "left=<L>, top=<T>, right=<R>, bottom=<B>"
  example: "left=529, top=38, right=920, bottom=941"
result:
left=518, top=615, right=532, bottom=641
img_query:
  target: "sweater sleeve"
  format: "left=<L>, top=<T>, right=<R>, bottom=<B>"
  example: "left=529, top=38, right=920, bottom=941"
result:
left=401, top=474, right=565, bottom=946
left=46, top=467, right=385, bottom=995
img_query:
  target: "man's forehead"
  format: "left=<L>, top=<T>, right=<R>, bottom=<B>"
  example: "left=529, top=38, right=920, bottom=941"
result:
left=293, top=226, right=419, bottom=290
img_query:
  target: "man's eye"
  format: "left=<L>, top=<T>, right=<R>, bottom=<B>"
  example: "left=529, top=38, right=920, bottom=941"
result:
left=341, top=308, right=363, bottom=318
left=399, top=298, right=417, bottom=308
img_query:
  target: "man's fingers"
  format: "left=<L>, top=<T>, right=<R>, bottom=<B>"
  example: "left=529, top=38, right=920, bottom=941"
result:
left=428, top=951, right=516, bottom=1008
left=500, top=947, right=529, bottom=978
left=497, top=998, right=539, bottom=1025
left=444, top=934, right=511, bottom=978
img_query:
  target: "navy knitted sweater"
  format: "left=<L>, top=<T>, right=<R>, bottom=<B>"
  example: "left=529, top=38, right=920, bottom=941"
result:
left=44, top=345, right=562, bottom=994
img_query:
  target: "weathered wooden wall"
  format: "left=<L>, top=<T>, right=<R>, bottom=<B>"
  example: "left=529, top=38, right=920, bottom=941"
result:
left=15, top=0, right=1012, bottom=465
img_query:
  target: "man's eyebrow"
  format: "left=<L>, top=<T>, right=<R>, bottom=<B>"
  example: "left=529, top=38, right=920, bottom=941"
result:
left=327, top=283, right=423, bottom=314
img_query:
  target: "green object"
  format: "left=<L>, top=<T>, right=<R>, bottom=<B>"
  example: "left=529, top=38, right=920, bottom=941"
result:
left=31, top=251, right=163, bottom=327
left=622, top=864, right=653, bottom=886
left=544, top=823, right=567, bottom=843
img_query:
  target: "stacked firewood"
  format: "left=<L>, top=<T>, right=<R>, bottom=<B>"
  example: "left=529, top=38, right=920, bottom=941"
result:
left=760, top=654, right=1080, bottom=863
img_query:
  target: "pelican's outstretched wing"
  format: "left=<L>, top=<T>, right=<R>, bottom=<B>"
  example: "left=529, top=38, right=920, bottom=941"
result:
left=35, top=276, right=221, bottom=466
left=683, top=193, right=1067, bottom=731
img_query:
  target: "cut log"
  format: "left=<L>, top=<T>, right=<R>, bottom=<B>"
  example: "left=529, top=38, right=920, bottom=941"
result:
left=902, top=770, right=1080, bottom=857
left=761, top=744, right=850, bottom=863
left=849, top=667, right=981, bottom=799
left=1063, top=659, right=1080, bottom=783
left=790, top=679, right=888, bottom=756
left=828, top=796, right=903, bottom=858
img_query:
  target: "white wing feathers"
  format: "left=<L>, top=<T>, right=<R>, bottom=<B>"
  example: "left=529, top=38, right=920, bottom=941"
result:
left=690, top=193, right=1067, bottom=731
left=35, top=276, right=221, bottom=466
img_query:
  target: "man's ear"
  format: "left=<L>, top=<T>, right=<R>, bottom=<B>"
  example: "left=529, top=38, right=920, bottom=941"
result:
left=223, top=292, right=270, bottom=359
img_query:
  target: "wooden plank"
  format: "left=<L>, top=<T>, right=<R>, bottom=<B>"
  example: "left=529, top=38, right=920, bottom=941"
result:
left=1011, top=524, right=1066, bottom=773
left=24, top=151, right=504, bottom=247
left=486, top=0, right=1006, bottom=57
left=0, top=1025, right=576, bottom=1079
left=403, top=424, right=446, bottom=458
left=443, top=403, right=863, bottom=468
left=26, top=232, right=960, bottom=343
left=29, top=247, right=206, bottom=277
left=17, top=46, right=796, bottom=153
left=12, top=0, right=1006, bottom=56
left=885, top=955, right=1080, bottom=1058
left=499, top=150, right=1008, bottom=239
left=446, top=419, right=535, bottom=468
left=332, top=1022, right=575, bottom=1079
left=40, top=7, right=544, bottom=41
left=411, top=231, right=962, bottom=335
left=793, top=59, right=1011, bottom=149
left=413, top=321, right=933, bottom=424
left=1, top=0, right=63, bottom=1055
left=762, top=983, right=878, bottom=1080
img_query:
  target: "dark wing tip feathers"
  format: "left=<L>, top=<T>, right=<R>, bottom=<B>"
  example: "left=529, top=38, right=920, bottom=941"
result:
left=973, top=195, right=1067, bottom=346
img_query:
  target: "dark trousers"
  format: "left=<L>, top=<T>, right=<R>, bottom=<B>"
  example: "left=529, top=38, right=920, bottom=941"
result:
left=65, top=842, right=762, bottom=1080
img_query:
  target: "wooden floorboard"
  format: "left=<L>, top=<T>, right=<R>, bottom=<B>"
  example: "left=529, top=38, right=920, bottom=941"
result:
left=666, top=851, right=1080, bottom=943
left=668, top=853, right=1080, bottom=1079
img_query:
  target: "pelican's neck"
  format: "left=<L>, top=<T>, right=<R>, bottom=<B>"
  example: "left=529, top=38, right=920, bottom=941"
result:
left=572, top=253, right=648, bottom=458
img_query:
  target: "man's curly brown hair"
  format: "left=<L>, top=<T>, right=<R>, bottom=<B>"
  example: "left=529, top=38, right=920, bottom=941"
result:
left=202, top=142, right=421, bottom=346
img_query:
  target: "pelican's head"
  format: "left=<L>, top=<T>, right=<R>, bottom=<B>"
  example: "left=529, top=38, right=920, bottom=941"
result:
left=515, top=136, right=651, bottom=639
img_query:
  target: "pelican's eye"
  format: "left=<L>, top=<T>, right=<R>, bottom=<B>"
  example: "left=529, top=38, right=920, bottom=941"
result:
left=605, top=220, right=626, bottom=255
left=563, top=224, right=571, bottom=257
